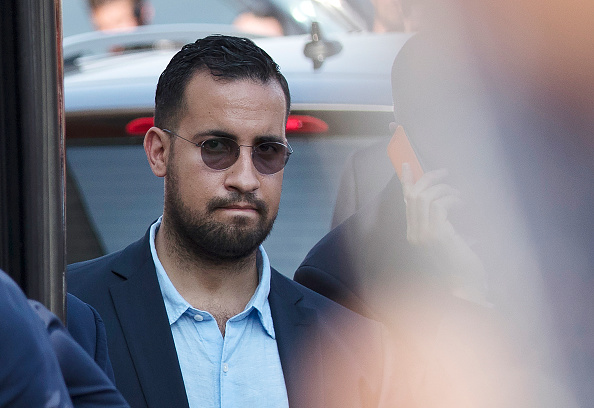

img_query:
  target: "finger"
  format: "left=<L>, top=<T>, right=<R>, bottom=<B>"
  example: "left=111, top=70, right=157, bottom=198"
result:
left=388, top=121, right=398, bottom=134
left=402, top=163, right=420, bottom=242
left=433, top=194, right=463, bottom=213
left=409, top=168, right=449, bottom=195
left=418, top=183, right=461, bottom=204
left=405, top=170, right=458, bottom=244
left=415, top=184, right=459, bottom=240
left=405, top=202, right=418, bottom=243
left=401, top=162, right=415, bottom=194
left=428, top=201, right=450, bottom=236
left=415, top=185, right=437, bottom=242
left=429, top=194, right=464, bottom=228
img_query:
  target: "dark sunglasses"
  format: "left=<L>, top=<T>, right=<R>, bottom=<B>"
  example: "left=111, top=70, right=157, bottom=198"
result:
left=162, top=129, right=293, bottom=175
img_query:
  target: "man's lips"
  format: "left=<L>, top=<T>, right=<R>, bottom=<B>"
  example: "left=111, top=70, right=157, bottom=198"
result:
left=221, top=205, right=257, bottom=210
left=217, top=203, right=259, bottom=213
left=208, top=194, right=267, bottom=216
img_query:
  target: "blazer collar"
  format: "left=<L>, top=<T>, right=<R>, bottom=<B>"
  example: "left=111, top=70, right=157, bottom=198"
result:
left=269, top=271, right=324, bottom=408
left=109, top=227, right=190, bottom=408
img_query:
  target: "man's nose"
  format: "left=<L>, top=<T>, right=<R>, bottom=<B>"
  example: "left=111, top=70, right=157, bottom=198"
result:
left=224, top=147, right=260, bottom=193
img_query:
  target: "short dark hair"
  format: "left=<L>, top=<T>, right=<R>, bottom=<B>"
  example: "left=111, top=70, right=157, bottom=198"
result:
left=154, top=35, right=291, bottom=130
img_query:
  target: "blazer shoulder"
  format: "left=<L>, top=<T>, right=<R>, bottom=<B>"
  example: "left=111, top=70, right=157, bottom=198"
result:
left=67, top=250, right=126, bottom=297
left=274, top=270, right=381, bottom=330
left=294, top=263, right=377, bottom=319
left=68, top=250, right=121, bottom=275
left=66, top=293, right=116, bottom=382
left=68, top=231, right=150, bottom=283
left=66, top=293, right=98, bottom=351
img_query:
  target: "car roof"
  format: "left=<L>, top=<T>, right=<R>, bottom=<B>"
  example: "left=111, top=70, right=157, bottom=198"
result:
left=64, top=26, right=412, bottom=114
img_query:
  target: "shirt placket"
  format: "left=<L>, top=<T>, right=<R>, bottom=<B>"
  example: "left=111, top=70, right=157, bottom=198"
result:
left=220, top=319, right=237, bottom=408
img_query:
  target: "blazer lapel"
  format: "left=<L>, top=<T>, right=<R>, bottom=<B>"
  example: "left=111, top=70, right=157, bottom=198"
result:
left=269, top=270, right=324, bottom=408
left=109, top=231, right=190, bottom=408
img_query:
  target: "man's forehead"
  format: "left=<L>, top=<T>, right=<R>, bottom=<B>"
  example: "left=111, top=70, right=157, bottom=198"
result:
left=181, top=72, right=287, bottom=116
left=177, top=72, right=286, bottom=136
left=184, top=68, right=287, bottom=109
left=184, top=70, right=281, bottom=93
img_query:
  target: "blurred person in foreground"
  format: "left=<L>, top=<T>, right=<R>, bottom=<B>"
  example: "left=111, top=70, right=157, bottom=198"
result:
left=1, top=268, right=73, bottom=407
left=297, top=0, right=594, bottom=404
left=296, top=23, right=585, bottom=407
left=457, top=0, right=594, bottom=405
left=68, top=35, right=398, bottom=408
left=88, top=0, right=152, bottom=31
left=0, top=268, right=129, bottom=407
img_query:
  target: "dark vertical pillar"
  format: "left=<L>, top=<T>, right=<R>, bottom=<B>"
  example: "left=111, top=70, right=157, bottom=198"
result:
left=0, top=0, right=66, bottom=321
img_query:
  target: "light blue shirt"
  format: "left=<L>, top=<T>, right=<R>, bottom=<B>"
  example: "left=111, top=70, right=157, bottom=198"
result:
left=150, top=218, right=289, bottom=408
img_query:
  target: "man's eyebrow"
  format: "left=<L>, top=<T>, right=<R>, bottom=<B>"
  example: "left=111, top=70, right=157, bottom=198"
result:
left=192, top=130, right=287, bottom=145
left=254, top=135, right=287, bottom=145
left=193, top=130, right=237, bottom=140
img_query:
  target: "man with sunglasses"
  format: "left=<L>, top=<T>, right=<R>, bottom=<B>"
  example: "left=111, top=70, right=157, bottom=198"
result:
left=68, top=35, right=396, bottom=408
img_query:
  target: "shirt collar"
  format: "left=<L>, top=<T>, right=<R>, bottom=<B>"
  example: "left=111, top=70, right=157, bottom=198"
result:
left=149, top=217, right=275, bottom=339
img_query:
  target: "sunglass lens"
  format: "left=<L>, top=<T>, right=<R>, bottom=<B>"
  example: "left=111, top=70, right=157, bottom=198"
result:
left=253, top=142, right=290, bottom=174
left=201, top=138, right=239, bottom=170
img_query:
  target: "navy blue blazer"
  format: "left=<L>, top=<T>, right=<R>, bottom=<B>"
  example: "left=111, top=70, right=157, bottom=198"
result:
left=31, top=299, right=129, bottom=408
left=67, top=293, right=116, bottom=382
left=296, top=175, right=445, bottom=320
left=0, top=270, right=73, bottom=408
left=68, top=227, right=393, bottom=408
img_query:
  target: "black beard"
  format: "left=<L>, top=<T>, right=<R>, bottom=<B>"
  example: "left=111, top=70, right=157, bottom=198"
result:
left=164, top=176, right=276, bottom=264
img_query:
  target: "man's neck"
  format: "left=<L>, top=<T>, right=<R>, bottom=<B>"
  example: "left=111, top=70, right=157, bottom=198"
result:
left=155, top=222, right=260, bottom=335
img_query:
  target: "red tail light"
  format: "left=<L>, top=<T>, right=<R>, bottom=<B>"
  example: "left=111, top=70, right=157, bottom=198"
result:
left=125, top=117, right=154, bottom=135
left=286, top=115, right=328, bottom=134
left=126, top=114, right=328, bottom=136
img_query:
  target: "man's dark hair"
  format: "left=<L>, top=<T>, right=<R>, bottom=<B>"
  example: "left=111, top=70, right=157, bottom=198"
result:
left=154, top=35, right=291, bottom=130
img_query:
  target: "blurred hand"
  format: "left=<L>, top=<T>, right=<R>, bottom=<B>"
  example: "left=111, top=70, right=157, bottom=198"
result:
left=400, top=163, right=461, bottom=246
left=401, top=163, right=490, bottom=305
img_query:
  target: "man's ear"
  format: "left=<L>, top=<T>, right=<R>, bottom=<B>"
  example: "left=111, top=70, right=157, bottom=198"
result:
left=144, top=127, right=170, bottom=177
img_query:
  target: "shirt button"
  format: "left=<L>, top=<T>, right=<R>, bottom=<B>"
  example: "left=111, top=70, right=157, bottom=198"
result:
left=222, top=363, right=229, bottom=372
left=193, top=314, right=204, bottom=322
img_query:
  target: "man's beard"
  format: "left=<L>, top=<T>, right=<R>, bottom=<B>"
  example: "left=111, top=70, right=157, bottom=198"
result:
left=164, top=171, right=277, bottom=263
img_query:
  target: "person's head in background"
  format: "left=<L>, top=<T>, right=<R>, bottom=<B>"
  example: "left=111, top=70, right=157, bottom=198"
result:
left=232, top=12, right=284, bottom=37
left=389, top=32, right=511, bottom=245
left=88, top=0, right=151, bottom=31
left=368, top=0, right=425, bottom=32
